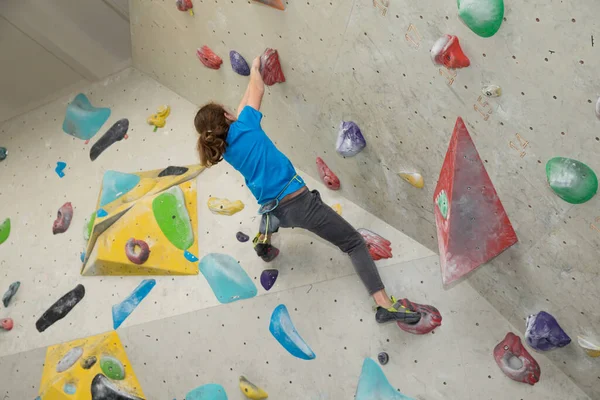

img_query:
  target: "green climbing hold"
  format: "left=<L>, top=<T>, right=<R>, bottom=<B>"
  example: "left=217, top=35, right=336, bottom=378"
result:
left=99, top=355, right=125, bottom=380
left=546, top=157, right=598, bottom=204
left=436, top=190, right=449, bottom=219
left=152, top=186, right=194, bottom=250
left=83, top=211, right=96, bottom=242
left=0, top=218, right=10, bottom=245
left=457, top=0, right=504, bottom=38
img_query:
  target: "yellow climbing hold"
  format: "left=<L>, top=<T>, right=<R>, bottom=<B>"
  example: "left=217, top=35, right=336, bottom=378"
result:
left=578, top=336, right=600, bottom=358
left=147, top=105, right=171, bottom=131
left=207, top=197, right=245, bottom=216
left=398, top=172, right=424, bottom=189
left=332, top=203, right=342, bottom=215
left=239, top=376, right=268, bottom=399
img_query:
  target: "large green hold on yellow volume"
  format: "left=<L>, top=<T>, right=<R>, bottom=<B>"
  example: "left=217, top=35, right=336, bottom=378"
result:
left=0, top=218, right=10, bottom=245
left=152, top=186, right=194, bottom=250
left=546, top=157, right=598, bottom=204
left=457, top=0, right=504, bottom=38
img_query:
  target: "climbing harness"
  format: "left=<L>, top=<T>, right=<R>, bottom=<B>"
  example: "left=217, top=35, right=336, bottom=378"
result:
left=256, top=174, right=303, bottom=244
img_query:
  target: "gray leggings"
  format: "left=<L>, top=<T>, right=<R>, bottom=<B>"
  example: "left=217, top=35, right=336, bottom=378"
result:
left=268, top=188, right=385, bottom=295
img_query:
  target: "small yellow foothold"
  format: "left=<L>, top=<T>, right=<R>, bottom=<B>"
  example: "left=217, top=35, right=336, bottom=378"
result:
left=332, top=203, right=342, bottom=215
left=147, top=105, right=171, bottom=130
left=578, top=336, right=600, bottom=358
left=207, top=197, right=245, bottom=216
left=239, top=376, right=268, bottom=399
left=189, top=9, right=194, bottom=16
left=398, top=172, right=424, bottom=189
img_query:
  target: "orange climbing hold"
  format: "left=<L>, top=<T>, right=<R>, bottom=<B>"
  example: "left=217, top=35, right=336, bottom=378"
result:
left=260, top=48, right=285, bottom=86
left=431, top=35, right=470, bottom=69
left=253, top=0, right=285, bottom=10
left=197, top=46, right=223, bottom=70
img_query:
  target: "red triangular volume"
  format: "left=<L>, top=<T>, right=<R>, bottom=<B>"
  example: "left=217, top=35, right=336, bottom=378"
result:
left=434, top=117, right=517, bottom=285
left=260, top=48, right=285, bottom=86
left=253, top=0, right=285, bottom=10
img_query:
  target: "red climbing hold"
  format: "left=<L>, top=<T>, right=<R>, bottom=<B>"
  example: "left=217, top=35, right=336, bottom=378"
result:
left=494, top=332, right=541, bottom=385
left=434, top=117, right=517, bottom=286
left=176, top=0, right=193, bottom=12
left=253, top=0, right=285, bottom=10
left=260, top=48, right=285, bottom=86
left=395, top=299, right=442, bottom=335
left=0, top=318, right=13, bottom=331
left=357, top=229, right=392, bottom=261
left=53, top=202, right=73, bottom=235
left=316, top=157, right=340, bottom=190
left=431, top=35, right=470, bottom=69
left=197, top=46, right=223, bottom=70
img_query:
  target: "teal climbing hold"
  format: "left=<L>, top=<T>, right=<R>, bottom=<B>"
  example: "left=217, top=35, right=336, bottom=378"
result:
left=152, top=186, right=194, bottom=250
left=199, top=253, right=257, bottom=304
left=186, top=383, right=228, bottom=400
left=62, top=93, right=111, bottom=140
left=355, top=358, right=415, bottom=400
left=269, top=304, right=316, bottom=360
left=99, top=170, right=141, bottom=207
left=457, top=0, right=504, bottom=38
left=546, top=157, right=598, bottom=204
left=96, top=208, right=108, bottom=218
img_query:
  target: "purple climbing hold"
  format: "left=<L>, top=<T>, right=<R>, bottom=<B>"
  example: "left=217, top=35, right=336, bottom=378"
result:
left=525, top=311, right=571, bottom=351
left=236, top=231, right=249, bottom=242
left=377, top=352, right=389, bottom=365
left=230, top=51, right=250, bottom=76
left=336, top=121, right=366, bottom=157
left=260, top=269, right=279, bottom=291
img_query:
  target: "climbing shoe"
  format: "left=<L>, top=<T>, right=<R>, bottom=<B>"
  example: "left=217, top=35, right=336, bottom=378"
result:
left=253, top=233, right=280, bottom=262
left=374, top=296, right=421, bottom=324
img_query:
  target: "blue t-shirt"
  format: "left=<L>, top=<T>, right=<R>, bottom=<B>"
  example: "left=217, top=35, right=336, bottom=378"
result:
left=223, top=106, right=305, bottom=205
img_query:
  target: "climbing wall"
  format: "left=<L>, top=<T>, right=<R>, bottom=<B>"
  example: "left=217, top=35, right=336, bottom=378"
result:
left=130, top=0, right=600, bottom=396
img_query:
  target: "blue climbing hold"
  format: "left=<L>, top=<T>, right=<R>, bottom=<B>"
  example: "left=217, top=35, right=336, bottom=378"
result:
left=80, top=252, right=85, bottom=262
left=525, top=311, right=571, bottom=351
left=356, top=358, right=415, bottom=400
left=62, top=93, right=111, bottom=140
left=55, top=161, right=67, bottom=178
left=96, top=209, right=108, bottom=218
left=0, top=147, right=7, bottom=161
left=199, top=253, right=257, bottom=304
left=112, top=279, right=156, bottom=329
left=99, top=170, right=141, bottom=207
left=184, top=250, right=199, bottom=262
left=269, top=304, right=315, bottom=360
left=186, top=383, right=228, bottom=400
left=63, top=383, right=77, bottom=395
left=230, top=50, right=251, bottom=76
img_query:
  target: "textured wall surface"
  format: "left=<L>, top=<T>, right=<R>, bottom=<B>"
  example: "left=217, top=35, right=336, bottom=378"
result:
left=129, top=0, right=600, bottom=396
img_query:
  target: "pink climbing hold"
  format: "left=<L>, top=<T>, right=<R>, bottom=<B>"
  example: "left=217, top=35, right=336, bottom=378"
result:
left=260, top=48, right=285, bottom=86
left=52, top=202, right=73, bottom=235
left=197, top=46, right=223, bottom=70
left=316, top=157, right=340, bottom=190
left=395, top=298, right=442, bottom=335
left=0, top=318, right=13, bottom=331
left=431, top=34, right=470, bottom=69
left=357, top=228, right=392, bottom=260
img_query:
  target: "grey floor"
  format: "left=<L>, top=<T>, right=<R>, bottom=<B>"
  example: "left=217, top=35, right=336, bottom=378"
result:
left=0, top=69, right=591, bottom=399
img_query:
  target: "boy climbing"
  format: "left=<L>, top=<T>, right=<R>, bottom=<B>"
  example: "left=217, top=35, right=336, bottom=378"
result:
left=194, top=56, right=422, bottom=326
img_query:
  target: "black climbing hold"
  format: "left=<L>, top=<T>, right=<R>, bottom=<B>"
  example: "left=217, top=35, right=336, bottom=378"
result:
left=236, top=231, right=249, bottom=242
left=81, top=355, right=97, bottom=369
left=377, top=352, right=389, bottom=365
left=91, top=374, right=145, bottom=400
left=36, top=284, right=85, bottom=333
left=90, top=119, right=129, bottom=161
left=158, top=166, right=189, bottom=177
left=2, top=281, right=20, bottom=307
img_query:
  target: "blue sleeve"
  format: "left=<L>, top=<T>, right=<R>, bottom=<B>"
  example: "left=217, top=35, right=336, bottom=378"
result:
left=238, top=105, right=263, bottom=128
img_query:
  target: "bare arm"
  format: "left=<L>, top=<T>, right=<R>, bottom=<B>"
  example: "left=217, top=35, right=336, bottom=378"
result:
left=246, top=57, right=264, bottom=111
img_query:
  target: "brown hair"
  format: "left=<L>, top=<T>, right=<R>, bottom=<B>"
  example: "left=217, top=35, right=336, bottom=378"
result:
left=194, top=102, right=231, bottom=167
